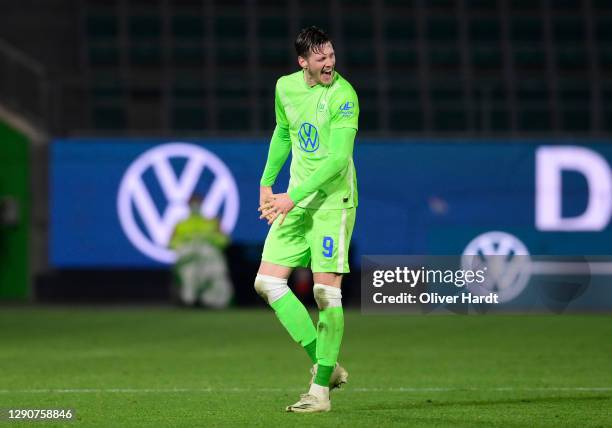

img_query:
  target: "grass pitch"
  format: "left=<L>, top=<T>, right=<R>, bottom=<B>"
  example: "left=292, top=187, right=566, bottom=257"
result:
left=1, top=307, right=611, bottom=427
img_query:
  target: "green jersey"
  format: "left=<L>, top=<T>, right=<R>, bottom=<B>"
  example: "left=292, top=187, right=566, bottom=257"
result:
left=262, top=70, right=359, bottom=210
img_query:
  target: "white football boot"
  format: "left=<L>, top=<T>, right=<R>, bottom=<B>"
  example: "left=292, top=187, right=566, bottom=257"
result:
left=286, top=392, right=331, bottom=413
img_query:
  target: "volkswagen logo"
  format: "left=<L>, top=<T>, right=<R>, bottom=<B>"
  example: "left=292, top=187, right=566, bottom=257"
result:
left=461, top=231, right=531, bottom=303
left=117, top=143, right=239, bottom=263
left=298, top=122, right=319, bottom=152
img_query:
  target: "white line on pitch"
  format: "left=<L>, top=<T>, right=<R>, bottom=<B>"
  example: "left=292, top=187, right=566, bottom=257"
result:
left=0, top=387, right=610, bottom=394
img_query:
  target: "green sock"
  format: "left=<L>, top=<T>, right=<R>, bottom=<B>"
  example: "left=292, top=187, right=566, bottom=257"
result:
left=304, top=339, right=317, bottom=364
left=269, top=291, right=317, bottom=360
left=315, top=306, right=344, bottom=387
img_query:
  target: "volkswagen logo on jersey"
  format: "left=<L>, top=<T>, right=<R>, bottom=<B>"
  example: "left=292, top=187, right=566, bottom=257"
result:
left=117, top=143, right=240, bottom=264
left=298, top=122, right=319, bottom=152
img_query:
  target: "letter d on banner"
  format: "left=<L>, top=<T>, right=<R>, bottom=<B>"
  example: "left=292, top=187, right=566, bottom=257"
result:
left=536, top=146, right=612, bottom=231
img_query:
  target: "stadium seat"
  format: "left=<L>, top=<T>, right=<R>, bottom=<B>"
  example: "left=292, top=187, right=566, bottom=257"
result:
left=471, top=45, right=502, bottom=70
left=343, top=16, right=374, bottom=41
left=172, top=106, right=206, bottom=130
left=469, top=18, right=500, bottom=42
left=387, top=47, right=418, bottom=69
left=553, top=17, right=584, bottom=42
left=555, top=46, right=588, bottom=73
left=427, top=17, right=458, bottom=42
left=514, top=47, right=546, bottom=71
left=215, top=15, right=246, bottom=39
left=258, top=16, right=288, bottom=39
left=172, top=14, right=204, bottom=38
left=510, top=17, right=542, bottom=43
left=595, top=17, right=612, bottom=42
left=93, top=106, right=126, bottom=130
left=429, top=46, right=461, bottom=72
left=384, top=17, right=417, bottom=42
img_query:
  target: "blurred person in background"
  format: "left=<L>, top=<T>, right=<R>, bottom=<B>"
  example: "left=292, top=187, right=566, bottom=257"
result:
left=169, top=194, right=233, bottom=308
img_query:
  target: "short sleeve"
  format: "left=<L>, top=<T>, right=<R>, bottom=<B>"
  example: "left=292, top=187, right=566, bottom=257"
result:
left=275, top=80, right=289, bottom=129
left=330, top=84, right=359, bottom=130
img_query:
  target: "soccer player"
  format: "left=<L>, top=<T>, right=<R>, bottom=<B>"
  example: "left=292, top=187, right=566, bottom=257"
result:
left=254, top=26, right=359, bottom=413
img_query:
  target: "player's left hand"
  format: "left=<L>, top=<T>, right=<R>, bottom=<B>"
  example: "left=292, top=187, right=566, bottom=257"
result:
left=259, top=193, right=295, bottom=225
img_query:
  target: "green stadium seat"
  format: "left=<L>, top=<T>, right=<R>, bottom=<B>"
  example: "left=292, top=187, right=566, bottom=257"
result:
left=216, top=46, right=247, bottom=66
left=343, top=16, right=374, bottom=40
left=561, top=109, right=590, bottom=131
left=427, top=0, right=455, bottom=10
left=599, top=48, right=612, bottom=72
left=173, top=77, right=206, bottom=100
left=474, top=109, right=510, bottom=132
left=434, top=109, right=468, bottom=131
left=551, top=0, right=582, bottom=11
left=91, top=75, right=124, bottom=101
left=172, top=41, right=205, bottom=66
left=602, top=80, right=612, bottom=105
left=260, top=45, right=291, bottom=68
left=517, top=79, right=549, bottom=103
left=558, top=79, right=590, bottom=105
left=387, top=74, right=420, bottom=100
left=258, top=16, right=289, bottom=39
left=469, top=18, right=501, bottom=42
left=427, top=17, right=458, bottom=42
left=88, top=43, right=120, bottom=66
left=218, top=106, right=250, bottom=131
left=513, top=47, right=545, bottom=71
left=93, top=106, right=126, bottom=130
left=384, top=17, right=416, bottom=42
left=595, top=17, right=612, bottom=42
left=172, top=106, right=206, bottom=130
left=389, top=108, right=424, bottom=131
left=555, top=47, right=588, bottom=72
left=387, top=47, right=418, bottom=69
left=359, top=107, right=379, bottom=131
left=518, top=109, right=551, bottom=131
left=431, top=81, right=464, bottom=103
left=346, top=44, right=376, bottom=67
left=471, top=46, right=502, bottom=70
left=383, top=0, right=414, bottom=8
left=466, top=0, right=498, bottom=11
left=429, top=46, right=461, bottom=71
left=128, top=15, right=161, bottom=39
left=510, top=0, right=539, bottom=11
left=215, top=72, right=249, bottom=101
left=172, top=15, right=204, bottom=38
left=215, top=16, right=247, bottom=39
left=593, top=0, right=612, bottom=13
left=553, top=17, right=584, bottom=42
left=129, top=42, right=162, bottom=66
left=510, top=17, right=542, bottom=43
left=87, top=15, right=118, bottom=38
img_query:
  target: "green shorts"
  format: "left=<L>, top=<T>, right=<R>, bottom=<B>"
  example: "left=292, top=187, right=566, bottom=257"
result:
left=262, top=207, right=356, bottom=273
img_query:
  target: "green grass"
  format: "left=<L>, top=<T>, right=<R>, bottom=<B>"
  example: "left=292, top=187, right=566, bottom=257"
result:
left=0, top=308, right=611, bottom=427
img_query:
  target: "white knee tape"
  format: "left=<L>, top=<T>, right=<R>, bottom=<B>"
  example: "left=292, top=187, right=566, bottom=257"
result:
left=254, top=274, right=290, bottom=304
left=313, top=284, right=342, bottom=309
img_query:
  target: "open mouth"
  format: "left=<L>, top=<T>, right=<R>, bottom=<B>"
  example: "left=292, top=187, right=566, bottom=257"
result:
left=321, top=70, right=333, bottom=79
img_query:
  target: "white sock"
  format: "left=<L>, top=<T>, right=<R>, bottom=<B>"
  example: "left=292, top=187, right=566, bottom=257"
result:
left=308, top=383, right=329, bottom=401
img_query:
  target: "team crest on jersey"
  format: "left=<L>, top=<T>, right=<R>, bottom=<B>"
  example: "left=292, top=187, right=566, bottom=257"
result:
left=317, top=100, right=327, bottom=112
left=298, top=122, right=319, bottom=152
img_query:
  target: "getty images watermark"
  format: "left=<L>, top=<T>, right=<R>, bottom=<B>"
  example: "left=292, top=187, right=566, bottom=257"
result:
left=361, top=255, right=609, bottom=314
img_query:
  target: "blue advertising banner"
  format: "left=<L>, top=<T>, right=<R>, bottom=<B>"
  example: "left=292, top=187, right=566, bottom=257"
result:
left=50, top=139, right=612, bottom=269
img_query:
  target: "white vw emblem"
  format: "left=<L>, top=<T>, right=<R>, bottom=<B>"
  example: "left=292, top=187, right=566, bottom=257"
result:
left=461, top=231, right=531, bottom=303
left=117, top=143, right=239, bottom=263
